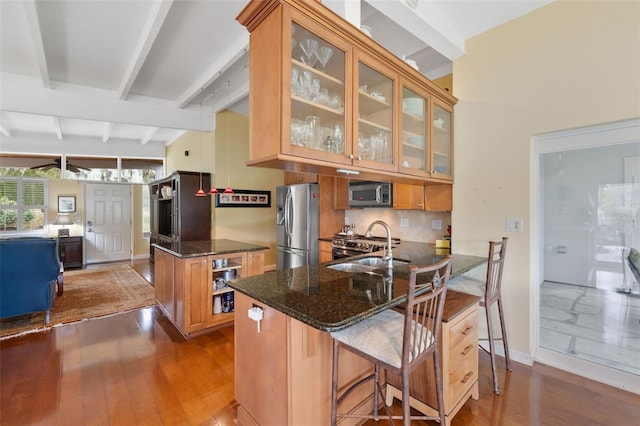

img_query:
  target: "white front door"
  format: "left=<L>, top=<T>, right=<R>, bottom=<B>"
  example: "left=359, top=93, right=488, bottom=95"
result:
left=85, top=183, right=132, bottom=264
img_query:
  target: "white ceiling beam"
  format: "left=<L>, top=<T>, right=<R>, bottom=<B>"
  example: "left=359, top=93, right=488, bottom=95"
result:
left=0, top=133, right=165, bottom=158
left=1, top=74, right=209, bottom=131
left=22, top=0, right=51, bottom=89
left=175, top=34, right=249, bottom=109
left=102, top=122, right=114, bottom=143
left=166, top=129, right=188, bottom=146
left=141, top=127, right=159, bottom=145
left=365, top=0, right=465, bottom=60
left=210, top=78, right=249, bottom=115
left=51, top=116, right=62, bottom=140
left=118, top=0, right=174, bottom=100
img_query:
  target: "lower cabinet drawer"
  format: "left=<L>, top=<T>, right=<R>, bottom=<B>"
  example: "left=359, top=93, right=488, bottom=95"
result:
left=448, top=357, right=477, bottom=404
left=448, top=329, right=477, bottom=369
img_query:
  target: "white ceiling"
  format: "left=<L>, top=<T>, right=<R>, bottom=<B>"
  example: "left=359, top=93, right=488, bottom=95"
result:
left=0, top=0, right=551, bottom=160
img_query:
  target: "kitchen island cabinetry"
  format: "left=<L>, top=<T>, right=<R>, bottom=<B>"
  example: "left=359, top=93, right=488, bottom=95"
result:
left=229, top=243, right=485, bottom=425
left=235, top=291, right=377, bottom=426
left=386, top=293, right=479, bottom=426
left=152, top=239, right=268, bottom=338
left=237, top=0, right=457, bottom=183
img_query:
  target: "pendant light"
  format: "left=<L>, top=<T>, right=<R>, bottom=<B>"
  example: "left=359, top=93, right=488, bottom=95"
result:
left=223, top=80, right=233, bottom=194
left=195, top=90, right=207, bottom=197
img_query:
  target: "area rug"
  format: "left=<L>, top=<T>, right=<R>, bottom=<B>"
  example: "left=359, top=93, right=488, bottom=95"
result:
left=0, top=264, right=156, bottom=340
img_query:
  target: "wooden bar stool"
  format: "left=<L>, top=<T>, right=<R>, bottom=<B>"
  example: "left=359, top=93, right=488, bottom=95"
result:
left=448, top=237, right=510, bottom=394
left=330, top=256, right=452, bottom=426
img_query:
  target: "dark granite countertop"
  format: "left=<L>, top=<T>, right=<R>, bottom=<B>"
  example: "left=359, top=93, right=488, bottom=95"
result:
left=228, top=241, right=485, bottom=332
left=152, top=239, right=269, bottom=258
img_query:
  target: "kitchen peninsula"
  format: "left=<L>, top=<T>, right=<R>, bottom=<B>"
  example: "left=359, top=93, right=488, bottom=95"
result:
left=152, top=239, right=268, bottom=338
left=228, top=242, right=485, bottom=426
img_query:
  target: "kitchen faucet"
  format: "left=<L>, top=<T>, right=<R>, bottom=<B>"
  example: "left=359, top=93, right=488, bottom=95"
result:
left=365, top=220, right=393, bottom=268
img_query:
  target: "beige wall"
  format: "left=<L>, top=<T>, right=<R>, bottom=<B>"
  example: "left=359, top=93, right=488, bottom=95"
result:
left=213, top=110, right=283, bottom=266
left=165, top=130, right=215, bottom=176
left=452, top=0, right=640, bottom=356
left=47, top=179, right=84, bottom=239
left=165, top=111, right=283, bottom=267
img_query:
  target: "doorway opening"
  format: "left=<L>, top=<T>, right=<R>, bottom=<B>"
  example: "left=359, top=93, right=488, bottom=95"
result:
left=533, top=119, right=640, bottom=391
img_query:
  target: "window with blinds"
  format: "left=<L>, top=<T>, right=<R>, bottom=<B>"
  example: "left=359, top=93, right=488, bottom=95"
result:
left=0, top=177, right=47, bottom=232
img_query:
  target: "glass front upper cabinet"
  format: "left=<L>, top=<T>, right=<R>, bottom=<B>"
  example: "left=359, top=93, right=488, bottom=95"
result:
left=354, top=54, right=396, bottom=171
left=400, top=83, right=428, bottom=176
left=431, top=101, right=453, bottom=179
left=289, top=21, right=347, bottom=160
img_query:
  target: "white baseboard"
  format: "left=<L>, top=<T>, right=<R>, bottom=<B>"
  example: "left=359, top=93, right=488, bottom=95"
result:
left=479, top=341, right=533, bottom=366
left=133, top=254, right=150, bottom=260
left=534, top=347, right=640, bottom=394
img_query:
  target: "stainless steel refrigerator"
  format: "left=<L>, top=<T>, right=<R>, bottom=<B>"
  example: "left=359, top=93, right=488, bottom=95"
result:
left=276, top=183, right=319, bottom=270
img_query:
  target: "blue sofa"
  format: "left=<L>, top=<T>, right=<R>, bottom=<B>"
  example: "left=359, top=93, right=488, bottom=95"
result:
left=0, top=237, right=62, bottom=323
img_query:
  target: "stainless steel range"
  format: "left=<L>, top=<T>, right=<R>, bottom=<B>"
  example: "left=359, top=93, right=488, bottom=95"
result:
left=330, top=235, right=400, bottom=259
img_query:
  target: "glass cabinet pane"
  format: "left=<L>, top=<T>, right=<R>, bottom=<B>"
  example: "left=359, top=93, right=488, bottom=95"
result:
left=401, top=86, right=427, bottom=173
left=290, top=22, right=346, bottom=155
left=432, top=103, right=452, bottom=176
left=356, top=61, right=393, bottom=165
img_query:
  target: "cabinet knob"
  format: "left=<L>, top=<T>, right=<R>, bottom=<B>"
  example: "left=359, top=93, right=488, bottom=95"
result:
left=348, top=154, right=354, bottom=159
left=357, top=156, right=362, bottom=161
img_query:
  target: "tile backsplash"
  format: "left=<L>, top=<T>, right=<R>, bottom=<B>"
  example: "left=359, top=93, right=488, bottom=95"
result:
left=343, top=208, right=451, bottom=243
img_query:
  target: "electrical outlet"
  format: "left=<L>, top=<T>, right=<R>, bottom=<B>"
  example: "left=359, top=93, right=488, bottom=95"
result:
left=506, top=217, right=523, bottom=233
left=546, top=245, right=553, bottom=253
left=400, top=218, right=409, bottom=228
left=432, top=219, right=442, bottom=230
left=557, top=246, right=567, bottom=254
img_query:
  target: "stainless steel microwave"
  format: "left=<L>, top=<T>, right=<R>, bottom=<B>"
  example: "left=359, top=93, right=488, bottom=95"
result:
left=348, top=181, right=392, bottom=207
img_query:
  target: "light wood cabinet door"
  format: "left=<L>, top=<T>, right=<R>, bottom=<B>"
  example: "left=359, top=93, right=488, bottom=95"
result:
left=430, top=99, right=454, bottom=181
left=393, top=183, right=425, bottom=210
left=154, top=249, right=175, bottom=321
left=424, top=184, right=453, bottom=211
left=246, top=250, right=265, bottom=276
left=399, top=79, right=430, bottom=178
left=179, top=257, right=209, bottom=333
left=333, top=177, right=350, bottom=210
left=318, top=240, right=333, bottom=263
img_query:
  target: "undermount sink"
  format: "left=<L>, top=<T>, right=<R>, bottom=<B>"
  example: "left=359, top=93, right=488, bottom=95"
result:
left=327, top=256, right=409, bottom=273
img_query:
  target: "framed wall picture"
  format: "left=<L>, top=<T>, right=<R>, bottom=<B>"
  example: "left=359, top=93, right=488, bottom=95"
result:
left=58, top=196, right=76, bottom=213
left=214, top=190, right=271, bottom=208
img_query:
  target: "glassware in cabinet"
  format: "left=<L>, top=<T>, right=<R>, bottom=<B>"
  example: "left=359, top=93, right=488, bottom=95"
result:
left=400, top=84, right=429, bottom=175
left=431, top=101, right=453, bottom=179
left=354, top=56, right=396, bottom=171
left=289, top=22, right=347, bottom=158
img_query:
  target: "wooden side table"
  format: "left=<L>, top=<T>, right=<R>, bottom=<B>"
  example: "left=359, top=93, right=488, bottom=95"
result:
left=58, top=236, right=83, bottom=269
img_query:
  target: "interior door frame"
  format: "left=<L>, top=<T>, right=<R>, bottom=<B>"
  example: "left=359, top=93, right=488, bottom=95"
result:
left=531, top=118, right=640, bottom=394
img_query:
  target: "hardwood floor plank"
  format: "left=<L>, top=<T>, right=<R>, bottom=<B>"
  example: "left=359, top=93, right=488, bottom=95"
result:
left=1, top=305, right=638, bottom=426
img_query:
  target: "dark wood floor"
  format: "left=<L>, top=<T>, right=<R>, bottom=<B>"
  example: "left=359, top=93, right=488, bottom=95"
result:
left=1, top=262, right=638, bottom=425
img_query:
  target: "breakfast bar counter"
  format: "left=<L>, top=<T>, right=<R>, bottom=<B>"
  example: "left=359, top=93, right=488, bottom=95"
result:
left=228, top=242, right=485, bottom=331
left=229, top=242, right=484, bottom=426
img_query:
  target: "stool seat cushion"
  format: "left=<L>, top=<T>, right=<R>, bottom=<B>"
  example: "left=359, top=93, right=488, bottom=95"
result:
left=448, top=276, right=485, bottom=300
left=330, top=309, right=432, bottom=369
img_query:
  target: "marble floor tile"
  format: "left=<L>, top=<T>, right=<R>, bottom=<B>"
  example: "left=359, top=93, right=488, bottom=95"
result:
left=540, top=280, right=640, bottom=376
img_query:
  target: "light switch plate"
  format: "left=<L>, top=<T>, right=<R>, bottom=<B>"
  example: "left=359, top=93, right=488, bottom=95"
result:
left=400, top=218, right=409, bottom=228
left=506, top=217, right=523, bottom=233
